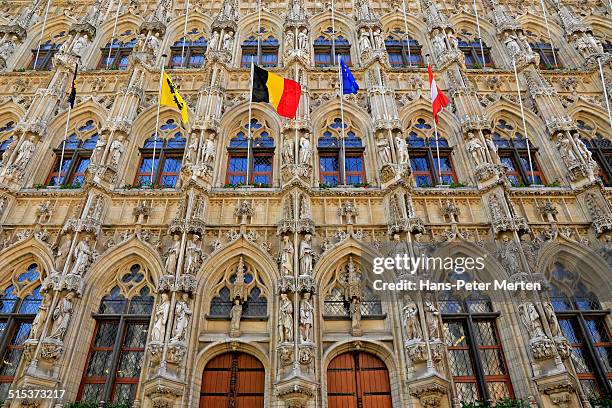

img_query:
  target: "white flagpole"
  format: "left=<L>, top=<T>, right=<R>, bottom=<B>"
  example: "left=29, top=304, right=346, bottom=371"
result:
left=180, top=0, right=190, bottom=68
left=257, top=0, right=262, bottom=65
left=331, top=0, right=336, bottom=66
left=538, top=0, right=558, bottom=68
left=57, top=105, right=72, bottom=186
left=338, top=55, right=346, bottom=185
left=472, top=0, right=486, bottom=68
left=597, top=56, right=612, bottom=132
left=401, top=0, right=412, bottom=67
left=151, top=54, right=167, bottom=185
left=513, top=58, right=536, bottom=185
left=106, top=0, right=122, bottom=69
left=33, top=0, right=52, bottom=70
left=246, top=62, right=255, bottom=185
left=427, top=55, right=443, bottom=185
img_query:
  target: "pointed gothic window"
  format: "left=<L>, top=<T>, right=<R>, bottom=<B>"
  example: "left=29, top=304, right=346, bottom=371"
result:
left=439, top=290, right=514, bottom=404
left=317, top=118, right=365, bottom=187
left=135, top=119, right=185, bottom=188
left=226, top=119, right=274, bottom=187
left=576, top=119, right=612, bottom=185
left=530, top=42, right=560, bottom=69
left=407, top=118, right=457, bottom=187
left=28, top=31, right=66, bottom=70
left=385, top=31, right=423, bottom=67
left=0, top=264, right=43, bottom=400
left=169, top=29, right=207, bottom=68
left=46, top=120, right=98, bottom=187
left=492, top=118, right=546, bottom=186
left=99, top=30, right=138, bottom=70
left=456, top=29, right=493, bottom=68
left=241, top=30, right=279, bottom=68
left=314, top=28, right=352, bottom=67
left=78, top=265, right=154, bottom=405
left=549, top=263, right=612, bottom=398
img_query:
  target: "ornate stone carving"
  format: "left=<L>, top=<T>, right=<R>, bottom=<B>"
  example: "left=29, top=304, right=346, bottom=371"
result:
left=151, top=293, right=170, bottom=342
left=278, top=293, right=294, bottom=343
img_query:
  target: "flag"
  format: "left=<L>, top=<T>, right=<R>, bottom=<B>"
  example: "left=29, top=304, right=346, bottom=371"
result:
left=428, top=64, right=449, bottom=123
left=252, top=65, right=302, bottom=119
left=340, top=58, right=359, bottom=94
left=160, top=72, right=189, bottom=124
left=67, top=63, right=78, bottom=109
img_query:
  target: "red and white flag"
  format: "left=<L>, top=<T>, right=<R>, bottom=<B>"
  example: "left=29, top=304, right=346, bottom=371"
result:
left=428, top=64, right=449, bottom=124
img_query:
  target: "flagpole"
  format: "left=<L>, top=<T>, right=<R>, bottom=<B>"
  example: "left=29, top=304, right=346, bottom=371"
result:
left=257, top=0, right=262, bottom=65
left=33, top=0, right=52, bottom=70
left=152, top=54, right=167, bottom=185
left=472, top=0, right=486, bottom=69
left=294, top=64, right=299, bottom=165
left=331, top=0, right=336, bottom=66
left=106, top=0, right=121, bottom=69
left=338, top=55, right=346, bottom=185
left=538, top=0, right=558, bottom=68
left=57, top=61, right=79, bottom=186
left=512, top=58, right=536, bottom=185
left=401, top=0, right=412, bottom=67
left=597, top=56, right=612, bottom=132
left=426, top=55, right=443, bottom=185
left=180, top=0, right=190, bottom=68
left=57, top=104, right=72, bottom=186
left=246, top=62, right=255, bottom=185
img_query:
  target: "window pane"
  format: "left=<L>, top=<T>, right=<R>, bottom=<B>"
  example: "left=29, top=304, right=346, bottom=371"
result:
left=345, top=157, right=363, bottom=172
left=487, top=382, right=511, bottom=403
left=410, top=157, right=430, bottom=172
left=415, top=175, right=432, bottom=187
left=113, top=383, right=137, bottom=403
left=229, top=157, right=248, bottom=172
left=455, top=383, right=478, bottom=404
left=117, top=351, right=144, bottom=377
left=95, top=323, right=119, bottom=347
left=123, top=323, right=148, bottom=348
left=434, top=156, right=453, bottom=172
left=86, top=349, right=114, bottom=376
left=320, top=157, right=339, bottom=171
left=81, top=384, right=105, bottom=403
left=253, top=156, right=272, bottom=172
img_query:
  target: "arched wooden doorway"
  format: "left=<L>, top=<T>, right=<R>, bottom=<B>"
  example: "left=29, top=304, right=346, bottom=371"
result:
left=327, top=351, right=393, bottom=408
left=200, top=352, right=265, bottom=408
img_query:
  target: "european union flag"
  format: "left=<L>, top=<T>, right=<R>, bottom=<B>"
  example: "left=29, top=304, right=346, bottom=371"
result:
left=340, top=58, right=359, bottom=95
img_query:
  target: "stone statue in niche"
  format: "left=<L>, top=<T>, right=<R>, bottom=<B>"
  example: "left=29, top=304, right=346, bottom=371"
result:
left=542, top=293, right=561, bottom=337
left=49, top=293, right=75, bottom=341
left=109, top=139, right=124, bottom=167
left=350, top=298, right=361, bottom=332
left=29, top=291, right=52, bottom=340
left=285, top=31, right=295, bottom=53
left=466, top=132, right=488, bottom=166
left=280, top=235, right=294, bottom=276
left=283, top=137, right=294, bottom=165
left=395, top=136, right=409, bottom=164
left=278, top=293, right=294, bottom=343
left=359, top=30, right=371, bottom=52
left=299, top=292, right=314, bottom=343
left=377, top=137, right=392, bottom=164
left=202, top=137, right=215, bottom=164
left=14, top=136, right=36, bottom=171
left=230, top=299, right=242, bottom=334
left=53, top=232, right=73, bottom=273
left=222, top=31, right=234, bottom=51
left=184, top=235, right=203, bottom=275
left=90, top=137, right=106, bottom=165
left=518, top=293, right=545, bottom=339
left=298, top=29, right=309, bottom=52
left=164, top=234, right=181, bottom=273
left=209, top=31, right=220, bottom=51
left=151, top=293, right=170, bottom=342
left=299, top=234, right=314, bottom=276
left=402, top=301, right=422, bottom=341
left=171, top=293, right=192, bottom=342
left=299, top=135, right=312, bottom=164
left=424, top=299, right=440, bottom=340
left=69, top=236, right=92, bottom=276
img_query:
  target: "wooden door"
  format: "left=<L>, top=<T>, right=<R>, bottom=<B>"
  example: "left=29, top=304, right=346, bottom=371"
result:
left=327, top=351, right=392, bottom=408
left=200, top=352, right=265, bottom=408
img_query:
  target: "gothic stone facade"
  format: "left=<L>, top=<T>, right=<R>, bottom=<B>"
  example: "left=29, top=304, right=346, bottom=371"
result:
left=0, top=0, right=611, bottom=407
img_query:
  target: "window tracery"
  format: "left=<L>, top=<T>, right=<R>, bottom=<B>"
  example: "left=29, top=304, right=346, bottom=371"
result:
left=384, top=26, right=423, bottom=67
left=313, top=27, right=351, bottom=67
left=406, top=118, right=456, bottom=187
left=169, top=27, right=207, bottom=68
left=29, top=30, right=67, bottom=70
left=99, top=29, right=138, bottom=70
left=241, top=27, right=279, bottom=68
left=576, top=118, right=611, bottom=184
left=317, top=117, right=364, bottom=187
left=455, top=27, right=493, bottom=69
left=226, top=118, right=275, bottom=187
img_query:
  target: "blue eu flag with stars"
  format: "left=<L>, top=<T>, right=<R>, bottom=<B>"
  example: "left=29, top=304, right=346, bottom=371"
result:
left=340, top=58, right=359, bottom=95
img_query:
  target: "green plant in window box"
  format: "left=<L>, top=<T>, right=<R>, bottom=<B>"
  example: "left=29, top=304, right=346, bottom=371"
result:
left=449, top=182, right=468, bottom=188
left=319, top=183, right=332, bottom=189
left=545, top=180, right=561, bottom=187
left=60, top=182, right=81, bottom=189
left=590, top=397, right=612, bottom=408
left=65, top=402, right=99, bottom=408
left=254, top=182, right=270, bottom=188
left=351, top=182, right=370, bottom=188
left=34, top=183, right=47, bottom=190
left=461, top=398, right=530, bottom=408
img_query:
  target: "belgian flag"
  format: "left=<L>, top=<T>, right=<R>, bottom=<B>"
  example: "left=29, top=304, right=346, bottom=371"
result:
left=252, top=65, right=301, bottom=119
left=67, top=62, right=78, bottom=108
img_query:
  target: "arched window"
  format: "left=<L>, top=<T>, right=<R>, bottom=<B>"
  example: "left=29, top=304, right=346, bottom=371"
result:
left=0, top=120, right=15, bottom=165
left=576, top=119, right=612, bottom=185
left=603, top=40, right=612, bottom=54
left=28, top=31, right=67, bottom=70
left=523, top=30, right=560, bottom=69
left=226, top=119, right=274, bottom=187
left=200, top=352, right=265, bottom=407
left=169, top=28, right=207, bottom=68
left=78, top=265, right=154, bottom=404
left=209, top=258, right=268, bottom=318
left=384, top=28, right=423, bottom=67
left=456, top=28, right=493, bottom=68
left=327, top=351, right=392, bottom=408
left=407, top=118, right=457, bottom=187
left=0, top=263, right=43, bottom=400
left=492, top=118, right=545, bottom=186
left=314, top=28, right=352, bottom=67
left=439, top=290, right=514, bottom=404
left=46, top=120, right=98, bottom=187
left=99, top=29, right=138, bottom=70
left=318, top=118, right=365, bottom=187
left=135, top=119, right=185, bottom=188
left=549, top=263, right=612, bottom=398
left=241, top=30, right=279, bottom=68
